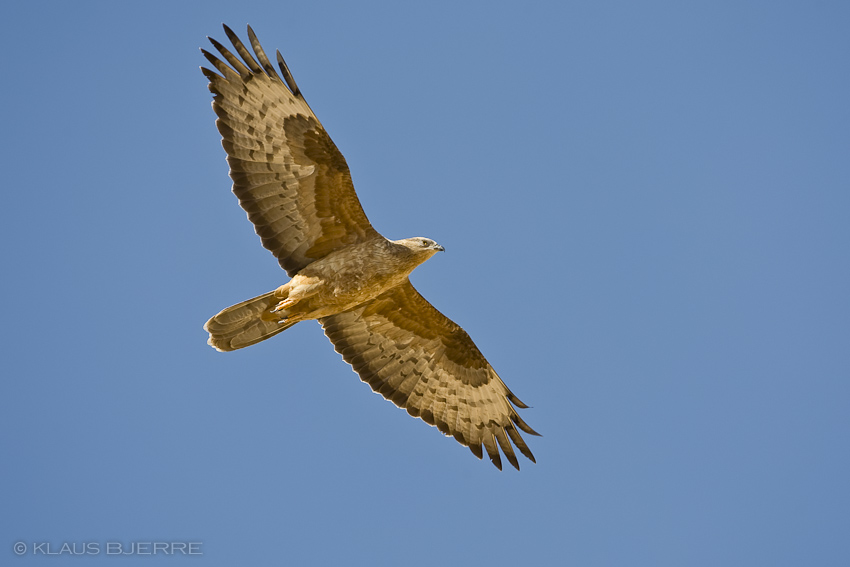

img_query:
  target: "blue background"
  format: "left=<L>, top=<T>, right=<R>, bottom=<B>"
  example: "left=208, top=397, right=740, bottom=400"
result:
left=2, top=1, right=849, bottom=565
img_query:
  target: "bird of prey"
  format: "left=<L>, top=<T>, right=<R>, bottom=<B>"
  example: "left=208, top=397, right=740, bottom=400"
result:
left=201, top=25, right=538, bottom=470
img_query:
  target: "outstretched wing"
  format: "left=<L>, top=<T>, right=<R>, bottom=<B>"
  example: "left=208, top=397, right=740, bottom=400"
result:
left=320, top=281, right=539, bottom=470
left=201, top=25, right=380, bottom=277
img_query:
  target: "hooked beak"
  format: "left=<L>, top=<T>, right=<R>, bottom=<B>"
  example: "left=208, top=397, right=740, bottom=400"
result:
left=434, top=244, right=445, bottom=252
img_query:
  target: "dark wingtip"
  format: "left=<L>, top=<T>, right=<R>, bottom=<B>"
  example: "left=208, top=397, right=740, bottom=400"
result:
left=222, top=24, right=239, bottom=47
left=200, top=67, right=219, bottom=82
left=246, top=24, right=258, bottom=45
left=245, top=24, right=281, bottom=81
left=207, top=36, right=226, bottom=52
left=508, top=392, right=529, bottom=409
left=513, top=412, right=541, bottom=437
left=200, top=49, right=218, bottom=66
left=276, top=50, right=302, bottom=97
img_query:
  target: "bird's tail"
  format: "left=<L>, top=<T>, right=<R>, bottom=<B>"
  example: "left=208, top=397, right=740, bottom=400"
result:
left=205, top=291, right=295, bottom=352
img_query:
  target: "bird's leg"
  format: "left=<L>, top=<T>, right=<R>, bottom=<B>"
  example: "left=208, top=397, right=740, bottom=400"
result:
left=257, top=282, right=295, bottom=323
left=272, top=298, right=297, bottom=313
left=269, top=276, right=319, bottom=320
left=270, top=282, right=294, bottom=313
left=272, top=301, right=306, bottom=326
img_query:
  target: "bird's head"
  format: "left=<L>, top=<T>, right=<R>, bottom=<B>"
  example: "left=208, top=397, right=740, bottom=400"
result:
left=395, top=237, right=445, bottom=260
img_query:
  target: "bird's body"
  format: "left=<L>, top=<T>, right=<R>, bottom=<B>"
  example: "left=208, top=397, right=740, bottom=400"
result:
left=207, top=236, right=444, bottom=349
left=201, top=25, right=538, bottom=470
left=282, top=237, right=445, bottom=320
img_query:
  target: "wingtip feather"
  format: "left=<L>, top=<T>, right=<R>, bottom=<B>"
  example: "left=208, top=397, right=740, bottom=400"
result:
left=276, top=50, right=302, bottom=97
left=496, top=428, right=520, bottom=471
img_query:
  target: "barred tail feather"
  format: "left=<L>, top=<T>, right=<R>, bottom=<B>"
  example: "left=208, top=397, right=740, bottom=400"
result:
left=205, top=291, right=294, bottom=352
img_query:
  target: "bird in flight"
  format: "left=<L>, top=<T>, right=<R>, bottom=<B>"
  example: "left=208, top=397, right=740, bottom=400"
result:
left=201, top=25, right=538, bottom=470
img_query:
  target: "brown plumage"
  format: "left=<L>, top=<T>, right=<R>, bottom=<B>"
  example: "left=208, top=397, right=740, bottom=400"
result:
left=202, top=25, right=539, bottom=470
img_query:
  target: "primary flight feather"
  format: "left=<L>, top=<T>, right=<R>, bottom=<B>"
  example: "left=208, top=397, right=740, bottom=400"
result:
left=202, top=25, right=539, bottom=470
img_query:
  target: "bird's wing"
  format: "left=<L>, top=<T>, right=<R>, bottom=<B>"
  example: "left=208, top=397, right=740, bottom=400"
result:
left=201, top=25, right=380, bottom=276
left=320, top=281, right=539, bottom=470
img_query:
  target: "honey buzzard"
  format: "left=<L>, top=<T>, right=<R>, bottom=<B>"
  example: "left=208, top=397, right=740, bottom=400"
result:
left=201, top=25, right=539, bottom=470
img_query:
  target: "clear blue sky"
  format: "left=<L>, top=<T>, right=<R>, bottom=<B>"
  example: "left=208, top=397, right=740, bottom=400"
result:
left=2, top=1, right=849, bottom=565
